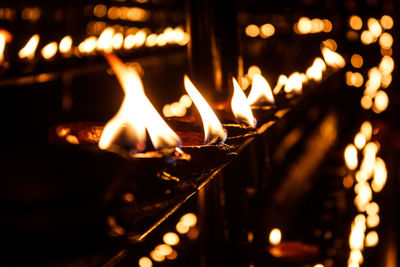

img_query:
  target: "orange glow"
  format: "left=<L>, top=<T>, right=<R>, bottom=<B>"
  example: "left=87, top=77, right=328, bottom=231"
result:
left=380, top=15, right=393, bottom=30
left=321, top=47, right=345, bottom=68
left=155, top=244, right=173, bottom=257
left=163, top=232, right=180, bottom=246
left=97, top=27, right=115, bottom=52
left=99, top=54, right=181, bottom=152
left=269, top=228, right=281, bottom=246
left=112, top=32, right=124, bottom=50
left=381, top=74, right=392, bottom=88
left=245, top=24, right=259, bottom=37
left=41, top=42, right=58, bottom=60
left=273, top=75, right=287, bottom=94
left=284, top=72, right=303, bottom=93
left=322, top=39, right=337, bottom=51
left=379, top=56, right=394, bottom=76
left=247, top=74, right=275, bottom=105
left=310, top=18, right=324, bottom=33
left=360, top=31, right=373, bottom=45
left=344, top=144, right=358, bottom=170
left=323, top=19, right=332, bottom=32
left=350, top=54, right=363, bottom=68
left=372, top=90, right=389, bottom=113
left=365, top=231, right=379, bottom=247
left=360, top=121, right=372, bottom=141
left=19, top=34, right=40, bottom=59
left=361, top=95, right=373, bottom=110
left=372, top=157, right=387, bottom=192
left=366, top=202, right=379, bottom=215
left=232, top=78, right=256, bottom=127
left=297, top=17, right=312, bottom=34
left=379, top=33, right=393, bottom=49
left=93, top=4, right=107, bottom=18
left=354, top=133, right=366, bottom=150
left=78, top=36, right=97, bottom=54
left=138, top=256, right=153, bottom=267
left=145, top=33, right=157, bottom=47
left=367, top=214, right=380, bottom=228
left=150, top=250, right=165, bottom=262
left=180, top=213, right=197, bottom=228
left=247, top=65, right=261, bottom=80
left=306, top=57, right=326, bottom=81
left=260, top=23, right=275, bottom=38
left=176, top=221, right=190, bottom=234
left=368, top=18, right=382, bottom=38
left=0, top=29, right=11, bottom=62
left=59, top=36, right=72, bottom=54
left=184, top=75, right=227, bottom=143
left=349, top=15, right=362, bottom=30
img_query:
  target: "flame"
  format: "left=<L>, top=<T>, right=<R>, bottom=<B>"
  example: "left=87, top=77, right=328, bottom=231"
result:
left=306, top=57, right=326, bottom=81
left=59, top=36, right=72, bottom=54
left=0, top=29, right=11, bottom=63
left=269, top=228, right=282, bottom=246
left=344, top=144, right=358, bottom=170
left=321, top=47, right=345, bottom=68
left=183, top=75, right=226, bottom=143
left=99, top=53, right=181, bottom=152
left=247, top=74, right=275, bottom=105
left=272, top=74, right=287, bottom=94
left=284, top=72, right=303, bottom=93
left=41, top=42, right=58, bottom=60
left=231, top=78, right=256, bottom=127
left=97, top=27, right=115, bottom=52
left=19, top=34, right=40, bottom=59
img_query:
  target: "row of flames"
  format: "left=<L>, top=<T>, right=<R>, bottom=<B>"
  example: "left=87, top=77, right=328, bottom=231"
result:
left=98, top=42, right=345, bottom=153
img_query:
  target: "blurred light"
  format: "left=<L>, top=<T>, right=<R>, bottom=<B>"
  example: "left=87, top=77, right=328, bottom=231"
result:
left=107, top=6, right=120, bottom=20
left=273, top=74, right=287, bottom=94
left=93, top=4, right=107, bottom=18
left=269, top=228, right=282, bottom=246
left=59, top=36, right=72, bottom=54
left=138, top=257, right=153, bottom=267
left=187, top=228, right=199, bottom=240
left=41, top=42, right=58, bottom=59
left=179, top=94, right=192, bottom=108
left=360, top=31, right=373, bottom=45
left=343, top=175, right=354, bottom=189
left=97, top=27, right=115, bottom=52
left=79, top=36, right=97, bottom=54
left=379, top=33, right=393, bottom=49
left=155, top=244, right=173, bottom=257
left=21, top=7, right=41, bottom=21
left=381, top=74, right=392, bottom=88
left=19, top=34, right=40, bottom=59
left=149, top=250, right=165, bottom=262
left=372, top=157, right=387, bottom=192
left=361, top=95, right=373, bottom=110
left=166, top=249, right=178, bottom=260
left=145, top=33, right=157, bottom=47
left=368, top=18, right=382, bottom=38
left=314, top=264, right=324, bottom=267
left=367, top=214, right=380, bottom=228
left=366, top=202, right=379, bottom=215
left=176, top=221, right=190, bottom=234
left=379, top=56, right=394, bottom=76
left=181, top=213, right=197, bottom=228
left=123, top=193, right=134, bottom=202
left=346, top=30, right=359, bottom=42
left=66, top=135, right=79, bottom=144
left=322, top=39, right=337, bottom=51
left=354, top=133, right=366, bottom=150
left=349, top=15, right=362, bottom=30
left=156, top=33, right=167, bottom=46
left=351, top=54, right=363, bottom=68
left=112, top=32, right=124, bottom=50
left=344, top=144, right=358, bottom=170
left=350, top=250, right=363, bottom=264
left=322, top=47, right=345, bottom=68
left=323, top=19, right=332, bottom=32
left=248, top=65, right=261, bottom=80
left=360, top=121, right=372, bottom=141
left=298, top=17, right=312, bottom=34
left=124, top=34, right=136, bottom=49
left=163, top=232, right=180, bottom=246
left=245, top=24, right=259, bottom=37
left=365, top=231, right=379, bottom=247
left=380, top=47, right=392, bottom=57
left=260, top=23, right=275, bottom=38
left=310, top=18, right=324, bottom=33
left=284, top=72, right=303, bottom=93
left=372, top=90, right=389, bottom=113
left=306, top=57, right=326, bottom=82
left=380, top=15, right=393, bottom=30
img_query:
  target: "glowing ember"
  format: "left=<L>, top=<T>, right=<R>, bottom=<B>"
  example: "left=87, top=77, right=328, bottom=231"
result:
left=184, top=75, right=227, bottom=143
left=99, top=53, right=181, bottom=152
left=19, top=34, right=40, bottom=59
left=231, top=78, right=256, bottom=127
left=247, top=74, right=275, bottom=105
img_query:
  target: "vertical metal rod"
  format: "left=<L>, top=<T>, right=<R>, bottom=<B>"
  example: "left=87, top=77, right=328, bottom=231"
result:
left=186, top=0, right=242, bottom=102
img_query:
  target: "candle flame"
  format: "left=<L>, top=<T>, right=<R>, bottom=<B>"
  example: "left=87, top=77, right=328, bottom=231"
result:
left=0, top=29, right=11, bottom=63
left=59, top=36, right=72, bottom=54
left=232, top=77, right=256, bottom=127
left=19, top=34, right=40, bottom=59
left=97, top=27, right=115, bottom=52
left=284, top=72, right=303, bottom=93
left=41, top=42, right=58, bottom=60
left=99, top=53, right=181, bottom=152
left=306, top=57, right=326, bottom=81
left=321, top=47, right=345, bottom=68
left=272, top=74, right=287, bottom=94
left=183, top=75, right=227, bottom=143
left=247, top=74, right=275, bottom=105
